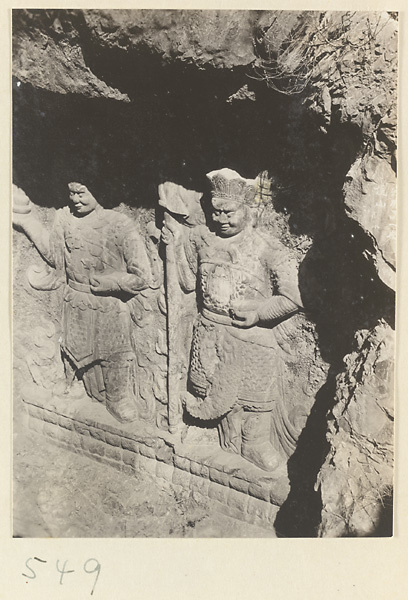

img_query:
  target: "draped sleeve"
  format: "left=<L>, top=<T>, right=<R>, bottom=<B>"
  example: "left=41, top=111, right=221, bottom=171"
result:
left=116, top=215, right=153, bottom=295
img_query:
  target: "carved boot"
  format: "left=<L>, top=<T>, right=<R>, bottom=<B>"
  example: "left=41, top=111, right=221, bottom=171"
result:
left=81, top=363, right=107, bottom=403
left=103, top=359, right=139, bottom=423
left=106, top=397, right=139, bottom=423
left=241, top=411, right=280, bottom=472
left=218, top=406, right=244, bottom=454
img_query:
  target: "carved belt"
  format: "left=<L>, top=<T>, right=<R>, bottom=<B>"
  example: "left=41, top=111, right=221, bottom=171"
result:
left=201, top=307, right=232, bottom=326
left=68, top=279, right=93, bottom=293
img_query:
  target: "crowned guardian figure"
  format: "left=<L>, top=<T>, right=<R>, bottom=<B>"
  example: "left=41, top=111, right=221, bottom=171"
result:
left=162, top=168, right=303, bottom=471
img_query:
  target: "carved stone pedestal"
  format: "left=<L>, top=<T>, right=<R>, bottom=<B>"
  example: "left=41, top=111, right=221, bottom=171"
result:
left=21, top=383, right=291, bottom=531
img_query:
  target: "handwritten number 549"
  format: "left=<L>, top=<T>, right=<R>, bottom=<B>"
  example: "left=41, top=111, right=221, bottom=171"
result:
left=23, top=558, right=101, bottom=595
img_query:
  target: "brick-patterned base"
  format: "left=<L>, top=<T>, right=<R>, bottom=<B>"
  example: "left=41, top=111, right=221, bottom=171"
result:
left=21, top=383, right=290, bottom=530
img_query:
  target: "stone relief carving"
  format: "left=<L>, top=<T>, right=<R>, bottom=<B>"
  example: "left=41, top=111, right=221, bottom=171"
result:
left=161, top=168, right=304, bottom=471
left=13, top=182, right=154, bottom=423
left=128, top=225, right=168, bottom=426
left=158, top=182, right=205, bottom=434
left=13, top=169, right=313, bottom=475
left=11, top=9, right=396, bottom=541
left=13, top=317, right=66, bottom=392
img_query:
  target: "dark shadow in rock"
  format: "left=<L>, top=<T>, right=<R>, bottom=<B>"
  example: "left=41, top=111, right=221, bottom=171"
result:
left=275, top=221, right=395, bottom=537
left=266, top=109, right=394, bottom=536
left=13, top=73, right=288, bottom=212
left=299, top=217, right=395, bottom=368
left=274, top=371, right=336, bottom=537
left=182, top=410, right=221, bottom=432
left=269, top=117, right=363, bottom=239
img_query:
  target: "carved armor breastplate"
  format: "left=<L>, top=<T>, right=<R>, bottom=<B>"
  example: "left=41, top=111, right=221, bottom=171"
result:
left=197, top=231, right=271, bottom=315
left=63, top=210, right=125, bottom=284
left=58, top=208, right=133, bottom=367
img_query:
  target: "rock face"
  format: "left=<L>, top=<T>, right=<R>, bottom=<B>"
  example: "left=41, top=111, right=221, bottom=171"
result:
left=12, top=9, right=261, bottom=100
left=344, top=151, right=396, bottom=291
left=317, top=321, right=394, bottom=537
left=13, top=10, right=129, bottom=101
left=254, top=11, right=397, bottom=290
left=82, top=9, right=259, bottom=69
left=12, top=9, right=396, bottom=536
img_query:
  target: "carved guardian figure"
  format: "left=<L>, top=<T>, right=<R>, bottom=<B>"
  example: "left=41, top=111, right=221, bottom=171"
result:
left=13, top=182, right=152, bottom=423
left=163, top=168, right=303, bottom=471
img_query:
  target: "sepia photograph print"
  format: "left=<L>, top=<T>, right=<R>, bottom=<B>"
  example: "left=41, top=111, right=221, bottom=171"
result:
left=12, top=9, right=397, bottom=539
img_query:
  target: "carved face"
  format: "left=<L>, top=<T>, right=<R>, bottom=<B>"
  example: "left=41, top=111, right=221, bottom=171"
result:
left=211, top=198, right=248, bottom=238
left=68, top=182, right=99, bottom=216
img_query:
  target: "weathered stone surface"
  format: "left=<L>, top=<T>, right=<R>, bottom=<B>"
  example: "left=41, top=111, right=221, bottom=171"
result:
left=52, top=424, right=72, bottom=446
left=13, top=10, right=129, bottom=101
left=344, top=151, right=396, bottom=290
left=28, top=417, right=44, bottom=435
left=155, top=443, right=174, bottom=464
left=156, top=461, right=174, bottom=482
left=161, top=169, right=306, bottom=473
left=13, top=182, right=156, bottom=425
left=209, top=469, right=230, bottom=487
left=173, top=455, right=191, bottom=472
left=300, top=12, right=397, bottom=140
left=254, top=11, right=397, bottom=290
left=190, top=475, right=211, bottom=499
left=172, top=467, right=191, bottom=488
left=139, top=444, right=156, bottom=460
left=229, top=477, right=250, bottom=495
left=317, top=321, right=394, bottom=537
left=120, top=437, right=140, bottom=454
left=247, top=496, right=273, bottom=525
left=190, top=461, right=210, bottom=479
left=208, top=482, right=229, bottom=505
left=248, top=483, right=270, bottom=503
left=12, top=9, right=265, bottom=98
left=58, top=415, right=75, bottom=431
left=82, top=9, right=259, bottom=70
left=139, top=456, right=156, bottom=475
left=22, top=393, right=291, bottom=530
left=227, top=488, right=249, bottom=514
left=317, top=13, right=397, bottom=291
left=86, top=438, right=106, bottom=458
left=104, top=443, right=122, bottom=463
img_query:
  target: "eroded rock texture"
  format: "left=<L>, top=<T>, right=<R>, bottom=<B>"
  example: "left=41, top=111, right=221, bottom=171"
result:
left=317, top=321, right=394, bottom=536
left=13, top=9, right=396, bottom=536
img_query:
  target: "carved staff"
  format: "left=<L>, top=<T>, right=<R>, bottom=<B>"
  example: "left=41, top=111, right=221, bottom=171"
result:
left=158, top=182, right=203, bottom=435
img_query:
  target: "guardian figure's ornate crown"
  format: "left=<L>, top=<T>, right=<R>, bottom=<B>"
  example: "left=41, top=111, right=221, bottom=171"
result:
left=206, top=168, right=257, bottom=206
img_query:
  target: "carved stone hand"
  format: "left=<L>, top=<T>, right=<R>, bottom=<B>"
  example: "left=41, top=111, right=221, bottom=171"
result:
left=89, top=272, right=121, bottom=294
left=12, top=184, right=33, bottom=231
left=161, top=218, right=182, bottom=245
left=230, top=309, right=260, bottom=329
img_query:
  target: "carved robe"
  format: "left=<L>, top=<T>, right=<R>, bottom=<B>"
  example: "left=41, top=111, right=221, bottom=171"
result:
left=47, top=205, right=152, bottom=370
left=181, top=225, right=303, bottom=420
